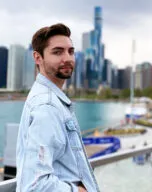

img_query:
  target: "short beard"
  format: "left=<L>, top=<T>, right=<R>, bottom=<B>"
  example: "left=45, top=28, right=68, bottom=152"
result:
left=43, top=61, right=73, bottom=79
left=56, top=71, right=72, bottom=79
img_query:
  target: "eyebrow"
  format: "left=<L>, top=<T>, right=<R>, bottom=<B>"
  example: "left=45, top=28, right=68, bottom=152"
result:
left=51, top=47, right=75, bottom=51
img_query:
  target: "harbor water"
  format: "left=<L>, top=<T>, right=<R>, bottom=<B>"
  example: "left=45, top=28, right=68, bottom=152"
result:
left=1, top=100, right=152, bottom=191
left=0, top=100, right=128, bottom=155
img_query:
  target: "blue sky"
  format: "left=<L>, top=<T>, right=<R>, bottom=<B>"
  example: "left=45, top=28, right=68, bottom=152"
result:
left=0, top=0, right=152, bottom=68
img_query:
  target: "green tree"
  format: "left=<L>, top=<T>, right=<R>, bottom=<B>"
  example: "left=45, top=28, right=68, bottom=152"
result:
left=98, top=88, right=112, bottom=99
left=120, top=89, right=130, bottom=99
left=134, top=88, right=142, bottom=97
left=142, top=87, right=152, bottom=98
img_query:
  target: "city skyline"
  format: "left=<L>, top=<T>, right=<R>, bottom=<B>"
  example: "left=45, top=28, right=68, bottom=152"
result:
left=0, top=1, right=152, bottom=68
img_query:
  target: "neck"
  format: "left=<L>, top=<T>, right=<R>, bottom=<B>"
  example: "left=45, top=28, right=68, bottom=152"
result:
left=51, top=77, right=64, bottom=89
left=40, top=72, right=64, bottom=89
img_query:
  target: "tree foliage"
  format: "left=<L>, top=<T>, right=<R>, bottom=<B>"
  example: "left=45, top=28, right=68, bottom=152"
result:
left=120, top=89, right=130, bottom=98
left=134, top=88, right=142, bottom=97
left=142, top=87, right=152, bottom=98
left=97, top=88, right=112, bottom=99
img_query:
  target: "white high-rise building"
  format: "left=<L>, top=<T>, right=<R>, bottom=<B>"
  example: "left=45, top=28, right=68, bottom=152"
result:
left=23, top=44, right=35, bottom=90
left=82, top=32, right=90, bottom=52
left=7, top=44, right=25, bottom=91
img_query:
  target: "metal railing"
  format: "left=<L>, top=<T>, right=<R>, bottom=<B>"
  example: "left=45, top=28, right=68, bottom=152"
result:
left=90, top=144, right=152, bottom=168
left=0, top=178, right=16, bottom=192
left=1, top=144, right=152, bottom=191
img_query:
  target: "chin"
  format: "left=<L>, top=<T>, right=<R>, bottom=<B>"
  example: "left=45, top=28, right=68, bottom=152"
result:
left=61, top=75, right=72, bottom=79
left=56, top=75, right=72, bottom=79
left=56, top=72, right=72, bottom=79
left=64, top=76, right=71, bottom=79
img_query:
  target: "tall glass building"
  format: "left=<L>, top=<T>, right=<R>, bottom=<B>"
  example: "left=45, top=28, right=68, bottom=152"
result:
left=82, top=32, right=91, bottom=52
left=94, top=6, right=102, bottom=37
left=111, top=65, right=118, bottom=89
left=102, top=59, right=112, bottom=87
left=74, top=52, right=85, bottom=89
left=0, top=47, right=8, bottom=88
left=83, top=6, right=103, bottom=89
left=94, top=6, right=103, bottom=81
left=23, top=44, right=35, bottom=90
left=85, top=48, right=98, bottom=89
left=117, top=69, right=125, bottom=89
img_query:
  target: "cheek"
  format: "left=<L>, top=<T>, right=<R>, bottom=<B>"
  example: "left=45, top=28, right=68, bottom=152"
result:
left=73, top=57, right=75, bottom=66
left=44, top=57, right=59, bottom=67
left=51, top=58, right=63, bottom=68
left=73, top=61, right=75, bottom=68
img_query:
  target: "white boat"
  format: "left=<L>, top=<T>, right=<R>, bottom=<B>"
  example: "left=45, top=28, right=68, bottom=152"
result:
left=125, top=103, right=147, bottom=123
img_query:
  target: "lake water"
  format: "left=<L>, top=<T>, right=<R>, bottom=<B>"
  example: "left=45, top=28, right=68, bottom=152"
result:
left=0, top=100, right=128, bottom=155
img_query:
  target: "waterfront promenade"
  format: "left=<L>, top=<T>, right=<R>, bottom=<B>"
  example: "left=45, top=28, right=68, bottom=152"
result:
left=84, top=123, right=152, bottom=159
left=1, top=125, right=152, bottom=192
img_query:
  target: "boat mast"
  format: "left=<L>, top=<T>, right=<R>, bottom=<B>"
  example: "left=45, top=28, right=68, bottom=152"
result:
left=130, top=39, right=136, bottom=126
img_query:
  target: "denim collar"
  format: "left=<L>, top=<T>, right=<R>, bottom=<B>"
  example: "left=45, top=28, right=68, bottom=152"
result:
left=36, top=73, right=71, bottom=106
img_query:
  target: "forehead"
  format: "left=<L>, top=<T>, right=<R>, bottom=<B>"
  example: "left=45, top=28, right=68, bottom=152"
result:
left=47, top=35, right=73, bottom=49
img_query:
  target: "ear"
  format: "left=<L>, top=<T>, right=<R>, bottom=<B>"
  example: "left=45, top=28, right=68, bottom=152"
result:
left=33, top=51, right=43, bottom=65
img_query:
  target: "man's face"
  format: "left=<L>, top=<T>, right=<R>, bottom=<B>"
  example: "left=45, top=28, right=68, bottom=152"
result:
left=35, top=35, right=75, bottom=82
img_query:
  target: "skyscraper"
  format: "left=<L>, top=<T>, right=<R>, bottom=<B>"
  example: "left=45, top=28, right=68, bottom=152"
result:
left=102, top=59, right=112, bottom=87
left=94, top=6, right=103, bottom=81
left=85, top=48, right=98, bottom=89
left=111, top=65, right=118, bottom=89
left=0, top=47, right=8, bottom=88
left=94, top=6, right=102, bottom=37
left=23, top=44, right=35, bottom=90
left=117, top=69, right=125, bottom=89
left=142, top=62, right=152, bottom=89
left=82, top=32, right=90, bottom=52
left=135, top=64, right=142, bottom=90
left=124, top=67, right=131, bottom=89
left=83, top=6, right=103, bottom=89
left=7, top=44, right=25, bottom=91
left=75, top=52, right=85, bottom=89
left=135, top=62, right=152, bottom=90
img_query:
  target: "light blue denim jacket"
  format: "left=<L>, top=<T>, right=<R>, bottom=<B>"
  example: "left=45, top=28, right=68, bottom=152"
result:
left=16, top=73, right=100, bottom=192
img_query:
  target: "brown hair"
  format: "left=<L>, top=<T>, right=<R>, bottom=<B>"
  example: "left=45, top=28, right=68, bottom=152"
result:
left=32, top=23, right=71, bottom=57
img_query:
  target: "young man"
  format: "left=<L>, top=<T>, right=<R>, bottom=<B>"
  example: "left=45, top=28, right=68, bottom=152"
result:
left=16, top=23, right=100, bottom=192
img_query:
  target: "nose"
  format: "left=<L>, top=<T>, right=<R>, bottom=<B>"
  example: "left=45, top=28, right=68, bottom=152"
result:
left=62, top=51, right=74, bottom=63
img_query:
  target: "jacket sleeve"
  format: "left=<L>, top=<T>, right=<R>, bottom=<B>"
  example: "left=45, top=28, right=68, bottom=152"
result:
left=19, top=104, right=78, bottom=192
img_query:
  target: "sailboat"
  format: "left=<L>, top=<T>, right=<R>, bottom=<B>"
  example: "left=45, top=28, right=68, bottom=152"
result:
left=127, top=40, right=151, bottom=165
left=125, top=102, right=147, bottom=123
left=125, top=40, right=148, bottom=124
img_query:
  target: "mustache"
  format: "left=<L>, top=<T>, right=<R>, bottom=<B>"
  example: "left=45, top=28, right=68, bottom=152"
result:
left=59, top=64, right=73, bottom=69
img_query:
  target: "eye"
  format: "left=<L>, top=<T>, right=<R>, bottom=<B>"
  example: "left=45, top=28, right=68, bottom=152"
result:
left=69, top=49, right=74, bottom=55
left=53, top=50, right=62, bottom=55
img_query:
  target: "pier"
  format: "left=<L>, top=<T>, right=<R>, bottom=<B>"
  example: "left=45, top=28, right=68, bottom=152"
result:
left=1, top=120, right=152, bottom=191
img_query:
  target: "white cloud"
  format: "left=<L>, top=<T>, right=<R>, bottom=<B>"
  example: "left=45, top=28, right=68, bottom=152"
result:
left=0, top=1, right=152, bottom=68
left=104, top=13, right=152, bottom=68
left=0, top=8, right=93, bottom=50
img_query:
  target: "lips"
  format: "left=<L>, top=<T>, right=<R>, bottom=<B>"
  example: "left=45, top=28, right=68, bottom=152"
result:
left=59, top=65, right=73, bottom=70
left=61, top=67, right=72, bottom=70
